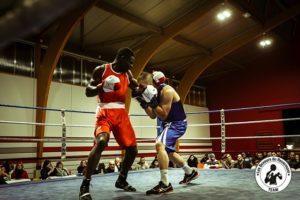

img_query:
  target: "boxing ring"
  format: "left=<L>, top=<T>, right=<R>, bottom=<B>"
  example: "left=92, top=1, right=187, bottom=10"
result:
left=0, top=168, right=300, bottom=200
left=1, top=102, right=300, bottom=199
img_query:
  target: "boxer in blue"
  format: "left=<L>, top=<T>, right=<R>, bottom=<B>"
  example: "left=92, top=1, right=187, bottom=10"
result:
left=133, top=71, right=199, bottom=195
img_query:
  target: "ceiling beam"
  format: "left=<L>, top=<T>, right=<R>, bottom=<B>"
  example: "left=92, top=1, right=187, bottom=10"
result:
left=148, top=53, right=202, bottom=69
left=86, top=32, right=153, bottom=49
left=96, top=1, right=162, bottom=34
left=173, top=35, right=211, bottom=55
left=96, top=1, right=211, bottom=55
left=230, top=0, right=265, bottom=25
left=80, top=17, right=85, bottom=50
left=35, top=0, right=97, bottom=167
left=177, top=2, right=300, bottom=102
left=131, top=0, right=222, bottom=78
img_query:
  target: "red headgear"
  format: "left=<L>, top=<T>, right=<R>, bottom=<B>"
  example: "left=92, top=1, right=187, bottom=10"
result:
left=152, top=71, right=166, bottom=84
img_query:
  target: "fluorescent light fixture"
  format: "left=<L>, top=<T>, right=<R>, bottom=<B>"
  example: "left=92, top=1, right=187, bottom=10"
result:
left=259, top=38, right=272, bottom=48
left=217, top=9, right=232, bottom=21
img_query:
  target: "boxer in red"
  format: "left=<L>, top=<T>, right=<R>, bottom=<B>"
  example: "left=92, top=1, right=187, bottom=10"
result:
left=79, top=47, right=138, bottom=200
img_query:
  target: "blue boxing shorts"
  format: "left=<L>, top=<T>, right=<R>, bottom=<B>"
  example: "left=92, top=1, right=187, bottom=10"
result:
left=156, top=120, right=187, bottom=153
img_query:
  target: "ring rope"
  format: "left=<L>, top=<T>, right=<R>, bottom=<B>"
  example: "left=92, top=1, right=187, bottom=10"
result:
left=1, top=117, right=300, bottom=128
left=1, top=134, right=300, bottom=143
left=1, top=102, right=300, bottom=115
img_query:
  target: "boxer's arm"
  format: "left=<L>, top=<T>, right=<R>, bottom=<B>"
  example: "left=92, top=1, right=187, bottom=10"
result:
left=144, top=107, right=157, bottom=119
left=127, top=70, right=139, bottom=89
left=85, top=65, right=105, bottom=97
left=151, top=87, right=173, bottom=120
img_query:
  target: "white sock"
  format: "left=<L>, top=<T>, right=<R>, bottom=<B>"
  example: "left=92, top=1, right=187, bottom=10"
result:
left=160, top=169, right=169, bottom=185
left=182, top=163, right=193, bottom=175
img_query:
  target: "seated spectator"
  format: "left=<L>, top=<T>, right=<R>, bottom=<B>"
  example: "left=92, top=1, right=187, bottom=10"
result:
left=204, top=153, right=219, bottom=169
left=53, top=161, right=69, bottom=176
left=0, top=164, right=11, bottom=181
left=150, top=157, right=159, bottom=168
left=0, top=165, right=7, bottom=184
left=251, top=159, right=260, bottom=170
left=295, top=154, right=300, bottom=170
left=135, top=157, right=149, bottom=170
left=2, top=161, right=14, bottom=178
left=200, top=153, right=209, bottom=164
left=263, top=152, right=267, bottom=158
left=11, top=162, right=29, bottom=179
left=271, top=152, right=277, bottom=157
left=222, top=154, right=235, bottom=169
left=267, top=152, right=272, bottom=157
left=281, top=151, right=288, bottom=160
left=287, top=152, right=298, bottom=170
left=234, top=154, right=246, bottom=169
left=241, top=152, right=252, bottom=168
left=105, top=160, right=116, bottom=174
left=255, top=152, right=263, bottom=162
left=77, top=160, right=87, bottom=176
left=40, top=160, right=55, bottom=180
left=114, top=157, right=121, bottom=172
left=276, top=152, right=282, bottom=158
left=187, top=155, right=198, bottom=168
left=97, top=163, right=105, bottom=174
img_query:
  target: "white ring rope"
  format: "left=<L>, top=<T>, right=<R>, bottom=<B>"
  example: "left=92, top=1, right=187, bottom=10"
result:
left=1, top=117, right=300, bottom=128
left=1, top=134, right=300, bottom=143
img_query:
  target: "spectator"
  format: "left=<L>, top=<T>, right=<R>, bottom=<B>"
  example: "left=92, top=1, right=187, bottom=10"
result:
left=135, top=157, right=149, bottom=170
left=241, top=152, right=252, bottom=168
left=234, top=154, right=245, bottom=169
left=40, top=160, right=55, bottom=180
left=0, top=165, right=7, bottom=184
left=263, top=152, right=267, bottom=158
left=0, top=165, right=11, bottom=181
left=251, top=159, right=260, bottom=170
left=222, top=154, right=235, bottom=169
left=287, top=152, right=298, bottom=170
left=114, top=157, right=121, bottom=172
left=54, top=161, right=69, bottom=176
left=2, top=161, right=14, bottom=178
left=271, top=152, right=277, bottom=157
left=150, top=157, right=159, bottom=168
left=204, top=153, right=219, bottom=169
left=77, top=160, right=87, bottom=176
left=200, top=153, right=209, bottom=164
left=97, top=163, right=106, bottom=174
left=295, top=154, right=300, bottom=170
left=276, top=152, right=282, bottom=158
left=256, top=152, right=263, bottom=161
left=187, top=155, right=198, bottom=168
left=11, top=162, right=29, bottom=179
left=105, top=160, right=116, bottom=174
left=267, top=152, right=272, bottom=157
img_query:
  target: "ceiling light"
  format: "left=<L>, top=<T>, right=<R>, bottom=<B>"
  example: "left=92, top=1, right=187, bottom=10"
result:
left=217, top=9, right=232, bottom=21
left=259, top=38, right=272, bottom=48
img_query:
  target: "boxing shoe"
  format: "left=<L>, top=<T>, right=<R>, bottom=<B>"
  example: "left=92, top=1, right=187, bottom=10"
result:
left=79, top=179, right=92, bottom=200
left=115, top=178, right=136, bottom=192
left=146, top=181, right=173, bottom=195
left=179, top=168, right=199, bottom=184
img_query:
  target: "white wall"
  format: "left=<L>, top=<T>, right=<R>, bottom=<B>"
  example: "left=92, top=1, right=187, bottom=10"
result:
left=0, top=73, right=211, bottom=178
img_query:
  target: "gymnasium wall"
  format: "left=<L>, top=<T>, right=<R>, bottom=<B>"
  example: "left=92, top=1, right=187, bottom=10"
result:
left=206, top=44, right=300, bottom=157
left=0, top=73, right=211, bottom=178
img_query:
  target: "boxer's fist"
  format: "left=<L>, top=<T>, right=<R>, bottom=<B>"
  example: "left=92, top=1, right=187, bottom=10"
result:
left=98, top=75, right=121, bottom=92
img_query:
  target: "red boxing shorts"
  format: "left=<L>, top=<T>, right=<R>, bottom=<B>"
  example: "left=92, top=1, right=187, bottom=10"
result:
left=94, top=104, right=136, bottom=148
